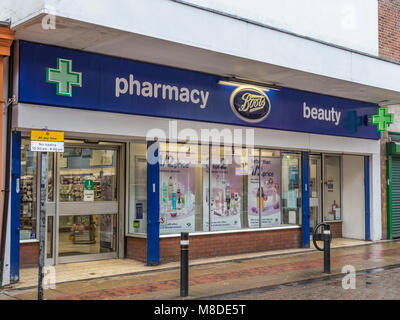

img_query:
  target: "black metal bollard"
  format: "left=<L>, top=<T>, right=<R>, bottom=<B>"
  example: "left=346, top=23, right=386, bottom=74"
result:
left=312, top=222, right=332, bottom=274
left=180, top=232, right=189, bottom=297
left=323, top=225, right=331, bottom=274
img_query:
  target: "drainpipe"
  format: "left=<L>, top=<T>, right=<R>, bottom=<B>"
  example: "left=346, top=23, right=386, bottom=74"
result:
left=0, top=24, right=14, bottom=284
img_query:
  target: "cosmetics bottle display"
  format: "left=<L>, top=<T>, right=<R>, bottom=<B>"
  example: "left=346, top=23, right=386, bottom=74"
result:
left=168, top=176, right=173, bottom=197
left=260, top=187, right=265, bottom=211
left=162, top=182, right=168, bottom=205
left=161, top=176, right=195, bottom=219
left=233, top=192, right=239, bottom=214
left=221, top=179, right=226, bottom=213
left=172, top=191, right=177, bottom=211
left=226, top=183, right=231, bottom=210
left=177, top=185, right=182, bottom=212
left=209, top=173, right=240, bottom=217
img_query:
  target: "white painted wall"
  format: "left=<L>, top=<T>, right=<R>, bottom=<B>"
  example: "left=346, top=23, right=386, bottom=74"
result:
left=387, top=104, right=400, bottom=133
left=2, top=0, right=400, bottom=100
left=184, top=0, right=379, bottom=55
left=1, top=0, right=378, bottom=56
left=342, top=155, right=365, bottom=240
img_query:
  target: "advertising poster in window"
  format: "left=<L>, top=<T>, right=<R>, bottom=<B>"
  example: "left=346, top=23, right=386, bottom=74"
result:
left=159, top=151, right=196, bottom=234
left=203, top=159, right=242, bottom=231
left=248, top=157, right=281, bottom=227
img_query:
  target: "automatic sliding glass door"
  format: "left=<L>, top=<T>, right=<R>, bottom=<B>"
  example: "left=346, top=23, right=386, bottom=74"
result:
left=54, top=145, right=119, bottom=264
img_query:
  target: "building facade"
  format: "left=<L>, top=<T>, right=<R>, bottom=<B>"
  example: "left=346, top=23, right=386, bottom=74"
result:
left=1, top=0, right=400, bottom=284
left=378, top=0, right=400, bottom=240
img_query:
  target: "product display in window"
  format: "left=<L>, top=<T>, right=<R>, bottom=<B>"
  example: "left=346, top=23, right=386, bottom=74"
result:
left=20, top=175, right=37, bottom=239
left=159, top=151, right=196, bottom=233
left=248, top=157, right=281, bottom=227
left=60, top=175, right=115, bottom=201
left=281, top=153, right=302, bottom=225
left=203, top=159, right=242, bottom=231
left=323, top=155, right=342, bottom=221
left=20, top=140, right=38, bottom=240
left=330, top=200, right=341, bottom=220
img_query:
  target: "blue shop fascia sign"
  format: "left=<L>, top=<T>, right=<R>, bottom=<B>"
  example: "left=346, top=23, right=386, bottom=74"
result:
left=18, top=41, right=379, bottom=140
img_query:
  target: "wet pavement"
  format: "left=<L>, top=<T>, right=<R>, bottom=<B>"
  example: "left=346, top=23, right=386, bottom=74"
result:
left=2, top=240, right=400, bottom=300
left=211, top=266, right=400, bottom=300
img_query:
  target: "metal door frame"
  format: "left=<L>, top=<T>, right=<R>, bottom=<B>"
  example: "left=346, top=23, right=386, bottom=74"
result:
left=309, top=154, right=323, bottom=229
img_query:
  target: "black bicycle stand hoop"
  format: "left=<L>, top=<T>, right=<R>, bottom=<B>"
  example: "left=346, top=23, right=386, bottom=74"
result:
left=312, top=222, right=332, bottom=274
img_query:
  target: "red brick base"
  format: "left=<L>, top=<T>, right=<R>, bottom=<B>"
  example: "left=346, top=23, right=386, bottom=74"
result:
left=126, top=227, right=302, bottom=264
left=20, top=241, right=39, bottom=268
left=126, top=237, right=147, bottom=262
left=22, top=225, right=341, bottom=266
left=326, top=221, right=343, bottom=238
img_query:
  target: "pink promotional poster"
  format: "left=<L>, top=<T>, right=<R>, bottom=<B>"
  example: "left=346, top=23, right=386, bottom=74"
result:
left=248, top=157, right=281, bottom=227
left=203, top=159, right=242, bottom=231
left=159, top=151, right=196, bottom=233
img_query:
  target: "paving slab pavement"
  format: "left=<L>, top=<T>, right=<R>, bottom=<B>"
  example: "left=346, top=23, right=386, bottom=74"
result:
left=2, top=240, right=400, bottom=300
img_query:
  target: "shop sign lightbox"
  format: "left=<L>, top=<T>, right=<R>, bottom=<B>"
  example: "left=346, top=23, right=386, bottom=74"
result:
left=19, top=41, right=380, bottom=140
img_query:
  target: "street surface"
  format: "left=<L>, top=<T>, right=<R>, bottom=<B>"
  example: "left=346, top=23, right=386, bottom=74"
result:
left=2, top=241, right=400, bottom=300
left=209, top=265, right=400, bottom=300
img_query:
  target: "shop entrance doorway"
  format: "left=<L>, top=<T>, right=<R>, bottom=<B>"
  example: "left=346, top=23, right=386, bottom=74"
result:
left=45, top=143, right=121, bottom=265
left=309, top=154, right=342, bottom=233
left=309, top=155, right=322, bottom=231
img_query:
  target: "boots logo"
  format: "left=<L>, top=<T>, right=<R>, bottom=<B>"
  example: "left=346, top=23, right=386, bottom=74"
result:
left=230, top=87, right=271, bottom=123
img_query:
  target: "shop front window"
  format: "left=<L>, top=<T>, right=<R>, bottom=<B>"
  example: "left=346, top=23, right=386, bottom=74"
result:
left=159, top=142, right=206, bottom=234
left=206, top=146, right=248, bottom=231
left=323, top=155, right=342, bottom=221
left=127, top=144, right=304, bottom=237
left=128, top=141, right=148, bottom=234
left=59, top=148, right=117, bottom=202
left=281, top=153, right=302, bottom=225
left=20, top=139, right=38, bottom=240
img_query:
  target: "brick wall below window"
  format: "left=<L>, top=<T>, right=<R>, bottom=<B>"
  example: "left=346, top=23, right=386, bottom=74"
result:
left=326, top=221, right=343, bottom=239
left=126, top=228, right=302, bottom=264
left=20, top=242, right=39, bottom=268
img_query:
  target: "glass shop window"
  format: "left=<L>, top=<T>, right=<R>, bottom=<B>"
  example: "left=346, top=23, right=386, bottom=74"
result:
left=206, top=146, right=250, bottom=231
left=323, top=155, right=342, bottom=221
left=59, top=147, right=117, bottom=202
left=20, top=139, right=38, bottom=240
left=127, top=143, right=304, bottom=236
left=159, top=142, right=207, bottom=234
left=281, top=153, right=302, bottom=225
left=128, top=141, right=148, bottom=234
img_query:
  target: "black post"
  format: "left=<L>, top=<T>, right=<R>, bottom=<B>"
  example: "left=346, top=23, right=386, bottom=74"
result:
left=38, top=152, right=47, bottom=300
left=180, top=232, right=189, bottom=297
left=323, top=225, right=331, bottom=274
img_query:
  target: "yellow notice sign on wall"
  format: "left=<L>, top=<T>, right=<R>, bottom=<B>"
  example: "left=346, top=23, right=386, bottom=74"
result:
left=31, top=130, right=64, bottom=142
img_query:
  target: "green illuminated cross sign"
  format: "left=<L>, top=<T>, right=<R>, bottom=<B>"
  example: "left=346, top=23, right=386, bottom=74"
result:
left=372, top=107, right=393, bottom=131
left=84, top=179, right=94, bottom=191
left=46, top=58, right=82, bottom=97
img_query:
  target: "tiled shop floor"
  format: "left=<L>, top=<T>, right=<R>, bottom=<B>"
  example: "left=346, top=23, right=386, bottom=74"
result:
left=1, top=238, right=397, bottom=300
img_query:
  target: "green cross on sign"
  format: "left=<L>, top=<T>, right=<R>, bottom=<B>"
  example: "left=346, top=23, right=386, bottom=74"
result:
left=84, top=179, right=94, bottom=191
left=46, top=58, right=82, bottom=97
left=371, top=107, right=393, bottom=131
